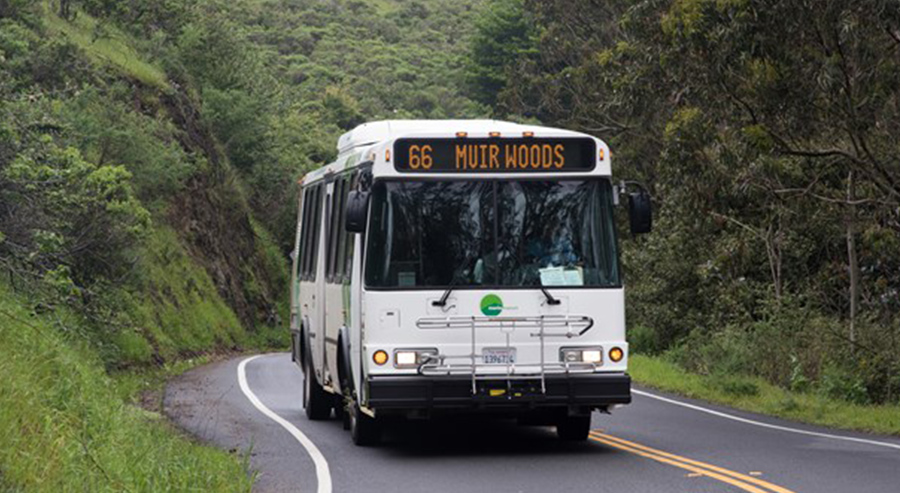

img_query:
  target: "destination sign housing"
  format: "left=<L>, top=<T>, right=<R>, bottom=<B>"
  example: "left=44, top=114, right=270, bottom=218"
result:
left=393, top=137, right=597, bottom=173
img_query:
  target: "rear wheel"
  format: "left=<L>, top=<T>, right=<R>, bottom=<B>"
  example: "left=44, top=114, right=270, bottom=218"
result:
left=556, top=415, right=591, bottom=441
left=349, top=400, right=381, bottom=446
left=303, top=357, right=332, bottom=420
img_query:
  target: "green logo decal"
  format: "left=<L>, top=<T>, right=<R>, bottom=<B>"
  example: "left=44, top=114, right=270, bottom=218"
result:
left=480, top=294, right=503, bottom=316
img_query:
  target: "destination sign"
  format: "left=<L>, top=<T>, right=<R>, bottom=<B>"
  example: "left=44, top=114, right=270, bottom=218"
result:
left=393, top=138, right=597, bottom=173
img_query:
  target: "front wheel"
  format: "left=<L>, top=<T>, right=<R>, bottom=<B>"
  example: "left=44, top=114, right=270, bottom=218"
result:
left=556, top=415, right=591, bottom=441
left=303, top=358, right=332, bottom=420
left=349, top=401, right=381, bottom=446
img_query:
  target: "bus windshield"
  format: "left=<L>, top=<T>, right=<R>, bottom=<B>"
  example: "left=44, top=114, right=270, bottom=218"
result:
left=365, top=179, right=620, bottom=289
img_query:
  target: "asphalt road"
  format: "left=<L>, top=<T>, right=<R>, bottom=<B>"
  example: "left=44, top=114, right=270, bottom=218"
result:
left=164, top=353, right=900, bottom=493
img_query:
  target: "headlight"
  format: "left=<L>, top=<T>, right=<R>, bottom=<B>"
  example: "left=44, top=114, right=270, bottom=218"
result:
left=582, top=349, right=602, bottom=364
left=393, top=348, right=438, bottom=368
left=560, top=347, right=603, bottom=365
left=395, top=351, right=417, bottom=366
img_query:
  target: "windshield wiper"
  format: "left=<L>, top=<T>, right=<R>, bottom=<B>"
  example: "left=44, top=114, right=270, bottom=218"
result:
left=432, top=281, right=458, bottom=307
left=433, top=256, right=478, bottom=307
left=539, top=282, right=562, bottom=306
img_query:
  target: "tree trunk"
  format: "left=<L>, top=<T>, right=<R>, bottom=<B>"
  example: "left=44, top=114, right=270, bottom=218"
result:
left=846, top=170, right=860, bottom=346
left=765, top=222, right=783, bottom=305
left=59, top=0, right=71, bottom=20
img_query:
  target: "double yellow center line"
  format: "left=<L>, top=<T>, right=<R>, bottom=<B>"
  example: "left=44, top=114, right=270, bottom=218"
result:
left=588, top=431, right=796, bottom=493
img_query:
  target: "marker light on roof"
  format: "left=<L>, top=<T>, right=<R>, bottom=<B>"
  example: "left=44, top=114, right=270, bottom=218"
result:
left=385, top=149, right=391, bottom=162
left=489, top=131, right=501, bottom=137
left=523, top=131, right=534, bottom=138
left=599, top=148, right=605, bottom=161
left=456, top=131, right=468, bottom=138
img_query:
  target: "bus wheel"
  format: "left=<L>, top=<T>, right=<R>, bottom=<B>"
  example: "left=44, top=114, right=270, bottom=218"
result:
left=349, top=401, right=381, bottom=446
left=556, top=415, right=591, bottom=441
left=303, top=358, right=332, bottom=420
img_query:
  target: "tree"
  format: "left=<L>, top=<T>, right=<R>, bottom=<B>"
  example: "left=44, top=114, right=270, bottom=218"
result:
left=467, top=0, right=537, bottom=108
left=491, top=0, right=900, bottom=402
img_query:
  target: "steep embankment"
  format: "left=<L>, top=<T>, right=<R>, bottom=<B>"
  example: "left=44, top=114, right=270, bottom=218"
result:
left=0, top=283, right=255, bottom=491
left=0, top=3, right=287, bottom=491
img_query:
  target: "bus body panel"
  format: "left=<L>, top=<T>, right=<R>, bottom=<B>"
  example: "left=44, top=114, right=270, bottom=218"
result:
left=349, top=231, right=364, bottom=399
left=360, top=289, right=627, bottom=378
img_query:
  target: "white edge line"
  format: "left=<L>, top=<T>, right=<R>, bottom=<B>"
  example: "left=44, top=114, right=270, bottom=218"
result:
left=238, top=355, right=333, bottom=493
left=632, top=388, right=900, bottom=451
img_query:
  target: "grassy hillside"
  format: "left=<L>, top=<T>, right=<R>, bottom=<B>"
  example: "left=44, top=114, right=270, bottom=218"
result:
left=0, top=282, right=254, bottom=492
left=39, top=0, right=169, bottom=90
left=0, top=1, right=289, bottom=489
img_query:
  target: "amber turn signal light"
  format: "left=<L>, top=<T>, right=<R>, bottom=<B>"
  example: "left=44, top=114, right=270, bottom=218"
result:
left=609, top=347, right=624, bottom=363
left=373, top=350, right=389, bottom=365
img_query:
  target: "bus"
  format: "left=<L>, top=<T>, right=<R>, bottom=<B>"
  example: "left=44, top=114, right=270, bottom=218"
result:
left=290, top=120, right=651, bottom=446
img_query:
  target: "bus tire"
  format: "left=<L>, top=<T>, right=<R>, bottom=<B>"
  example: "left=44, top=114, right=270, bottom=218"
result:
left=349, top=402, right=381, bottom=446
left=556, top=415, right=590, bottom=441
left=336, top=335, right=352, bottom=430
left=303, top=355, right=332, bottom=421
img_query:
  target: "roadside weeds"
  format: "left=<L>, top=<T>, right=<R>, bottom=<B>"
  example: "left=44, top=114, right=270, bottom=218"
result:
left=629, top=354, right=900, bottom=437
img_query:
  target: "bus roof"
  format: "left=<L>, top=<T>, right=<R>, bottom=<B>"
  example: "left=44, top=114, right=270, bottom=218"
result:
left=302, top=119, right=609, bottom=185
left=336, top=119, right=587, bottom=155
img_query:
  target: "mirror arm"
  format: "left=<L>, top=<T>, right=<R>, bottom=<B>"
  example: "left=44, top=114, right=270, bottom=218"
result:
left=616, top=180, right=649, bottom=206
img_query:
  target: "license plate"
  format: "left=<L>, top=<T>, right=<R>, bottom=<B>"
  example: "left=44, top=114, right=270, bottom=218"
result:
left=482, top=348, right=516, bottom=365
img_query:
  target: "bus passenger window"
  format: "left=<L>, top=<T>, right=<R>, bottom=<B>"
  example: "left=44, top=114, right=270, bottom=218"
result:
left=335, top=176, right=350, bottom=282
left=326, top=179, right=343, bottom=282
left=299, top=188, right=313, bottom=280
left=308, top=185, right=323, bottom=280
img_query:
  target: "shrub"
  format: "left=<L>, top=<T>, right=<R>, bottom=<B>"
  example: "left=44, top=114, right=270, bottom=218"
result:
left=0, top=137, right=150, bottom=287
left=820, top=364, right=870, bottom=405
left=713, top=374, right=760, bottom=397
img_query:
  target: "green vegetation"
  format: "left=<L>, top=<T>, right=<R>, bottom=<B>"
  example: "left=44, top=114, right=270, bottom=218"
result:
left=40, top=1, right=169, bottom=90
left=4, top=0, right=897, bottom=488
left=631, top=355, right=900, bottom=436
left=0, top=282, right=254, bottom=492
left=477, top=0, right=900, bottom=415
left=1, top=0, right=487, bottom=489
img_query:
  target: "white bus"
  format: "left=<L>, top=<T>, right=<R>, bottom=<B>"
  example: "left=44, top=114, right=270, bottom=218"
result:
left=290, top=120, right=651, bottom=445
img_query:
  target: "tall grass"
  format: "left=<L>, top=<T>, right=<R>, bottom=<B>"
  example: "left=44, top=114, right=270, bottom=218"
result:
left=0, top=282, right=254, bottom=492
left=630, top=354, right=900, bottom=436
left=40, top=1, right=169, bottom=90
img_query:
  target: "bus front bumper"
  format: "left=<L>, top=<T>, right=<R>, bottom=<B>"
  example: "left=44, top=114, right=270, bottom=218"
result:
left=365, top=372, right=631, bottom=411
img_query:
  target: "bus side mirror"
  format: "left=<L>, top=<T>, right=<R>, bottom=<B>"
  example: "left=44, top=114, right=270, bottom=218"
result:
left=628, top=191, right=652, bottom=234
left=345, top=190, right=370, bottom=233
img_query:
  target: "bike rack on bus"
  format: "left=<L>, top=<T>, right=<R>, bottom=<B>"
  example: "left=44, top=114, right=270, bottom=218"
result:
left=415, top=315, right=597, bottom=397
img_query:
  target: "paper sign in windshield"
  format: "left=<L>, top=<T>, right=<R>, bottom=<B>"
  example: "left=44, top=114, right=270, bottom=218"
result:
left=539, top=266, right=584, bottom=286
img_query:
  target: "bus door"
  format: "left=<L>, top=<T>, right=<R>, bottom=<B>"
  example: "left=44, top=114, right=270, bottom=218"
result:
left=300, top=183, right=326, bottom=378
left=313, top=184, right=329, bottom=382
left=323, top=175, right=350, bottom=388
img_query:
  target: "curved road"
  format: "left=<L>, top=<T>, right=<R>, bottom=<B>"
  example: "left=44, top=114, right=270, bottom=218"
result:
left=164, top=353, right=900, bottom=492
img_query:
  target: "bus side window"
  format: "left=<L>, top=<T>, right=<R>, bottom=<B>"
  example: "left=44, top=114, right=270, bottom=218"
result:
left=334, top=176, right=349, bottom=282
left=326, top=178, right=345, bottom=283
left=299, top=188, right=311, bottom=281
left=325, top=182, right=335, bottom=282
left=309, top=185, right=324, bottom=280
left=304, top=186, right=319, bottom=280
